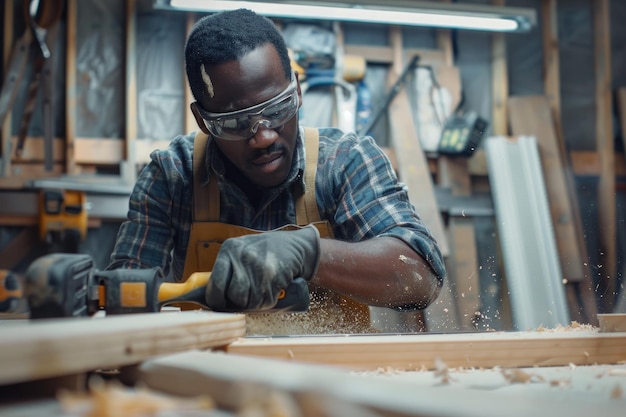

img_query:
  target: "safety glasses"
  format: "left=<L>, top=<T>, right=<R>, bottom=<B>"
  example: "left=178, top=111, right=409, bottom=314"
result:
left=194, top=73, right=299, bottom=141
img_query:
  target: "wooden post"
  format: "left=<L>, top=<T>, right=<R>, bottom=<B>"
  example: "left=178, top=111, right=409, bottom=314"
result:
left=491, top=0, right=508, bottom=137
left=124, top=0, right=138, bottom=183
left=541, top=0, right=599, bottom=324
left=593, top=0, right=616, bottom=313
left=436, top=0, right=480, bottom=332
left=65, top=0, right=77, bottom=175
left=2, top=0, right=14, bottom=177
left=184, top=13, right=197, bottom=134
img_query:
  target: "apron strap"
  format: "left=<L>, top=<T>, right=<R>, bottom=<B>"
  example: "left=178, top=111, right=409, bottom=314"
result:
left=192, top=131, right=219, bottom=222
left=193, top=127, right=321, bottom=225
left=296, top=127, right=322, bottom=225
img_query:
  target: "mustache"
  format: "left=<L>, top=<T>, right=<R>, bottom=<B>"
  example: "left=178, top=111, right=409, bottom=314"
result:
left=251, top=143, right=285, bottom=159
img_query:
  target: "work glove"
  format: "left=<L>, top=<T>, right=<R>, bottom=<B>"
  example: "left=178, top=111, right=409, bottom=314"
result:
left=205, top=226, right=321, bottom=311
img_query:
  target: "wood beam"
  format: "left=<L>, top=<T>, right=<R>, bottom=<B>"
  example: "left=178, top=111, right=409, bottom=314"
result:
left=139, top=349, right=626, bottom=417
left=1, top=0, right=14, bottom=177
left=593, top=0, right=616, bottom=313
left=344, top=45, right=446, bottom=67
left=491, top=0, right=508, bottom=136
left=226, top=330, right=626, bottom=371
left=435, top=3, right=480, bottom=332
left=184, top=13, right=196, bottom=134
left=65, top=0, right=77, bottom=175
left=508, top=96, right=598, bottom=324
left=124, top=0, right=138, bottom=183
left=541, top=0, right=599, bottom=325
left=0, top=311, right=246, bottom=386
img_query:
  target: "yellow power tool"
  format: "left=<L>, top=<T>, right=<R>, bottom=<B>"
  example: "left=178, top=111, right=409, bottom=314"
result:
left=23, top=253, right=310, bottom=318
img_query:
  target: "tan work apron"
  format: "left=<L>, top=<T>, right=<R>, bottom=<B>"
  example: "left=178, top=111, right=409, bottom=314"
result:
left=182, top=128, right=371, bottom=335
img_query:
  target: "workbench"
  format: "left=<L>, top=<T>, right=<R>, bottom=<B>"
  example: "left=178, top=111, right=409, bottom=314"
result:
left=0, top=312, right=624, bottom=416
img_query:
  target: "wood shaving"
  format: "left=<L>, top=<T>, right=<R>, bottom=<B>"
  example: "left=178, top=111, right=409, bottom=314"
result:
left=501, top=369, right=545, bottom=384
left=434, top=358, right=454, bottom=384
left=57, top=379, right=214, bottom=417
left=239, top=389, right=299, bottom=417
left=549, top=378, right=571, bottom=387
left=610, top=384, right=623, bottom=399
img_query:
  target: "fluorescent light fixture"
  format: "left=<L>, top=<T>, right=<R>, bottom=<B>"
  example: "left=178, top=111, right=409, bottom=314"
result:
left=159, top=0, right=536, bottom=33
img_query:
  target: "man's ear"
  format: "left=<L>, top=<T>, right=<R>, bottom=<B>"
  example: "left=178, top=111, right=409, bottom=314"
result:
left=190, top=102, right=211, bottom=135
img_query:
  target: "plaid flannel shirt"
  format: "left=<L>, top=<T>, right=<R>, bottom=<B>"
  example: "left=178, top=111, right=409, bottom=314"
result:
left=108, top=126, right=446, bottom=284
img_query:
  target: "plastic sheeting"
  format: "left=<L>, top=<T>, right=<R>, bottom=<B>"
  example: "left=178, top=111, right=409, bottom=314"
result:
left=136, top=10, right=186, bottom=140
left=75, top=0, right=124, bottom=138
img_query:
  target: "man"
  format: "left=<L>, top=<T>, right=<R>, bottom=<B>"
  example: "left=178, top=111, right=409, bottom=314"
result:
left=108, top=8, right=445, bottom=333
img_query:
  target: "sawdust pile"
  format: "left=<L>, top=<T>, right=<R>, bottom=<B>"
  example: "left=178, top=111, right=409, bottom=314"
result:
left=246, top=287, right=374, bottom=335
left=57, top=379, right=214, bottom=417
left=535, top=321, right=598, bottom=332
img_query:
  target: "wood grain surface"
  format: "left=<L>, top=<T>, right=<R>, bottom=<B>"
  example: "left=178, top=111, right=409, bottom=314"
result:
left=0, top=311, right=245, bottom=386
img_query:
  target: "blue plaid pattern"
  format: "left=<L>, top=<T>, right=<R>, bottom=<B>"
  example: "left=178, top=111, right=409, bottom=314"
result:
left=108, top=127, right=446, bottom=283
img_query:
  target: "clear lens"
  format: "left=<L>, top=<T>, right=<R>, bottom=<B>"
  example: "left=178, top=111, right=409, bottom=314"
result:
left=197, top=73, right=299, bottom=141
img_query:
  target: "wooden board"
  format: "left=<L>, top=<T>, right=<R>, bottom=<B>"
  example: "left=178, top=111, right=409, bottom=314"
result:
left=437, top=157, right=480, bottom=332
left=137, top=349, right=626, bottom=417
left=508, top=96, right=598, bottom=324
left=598, top=314, right=626, bottom=333
left=0, top=311, right=245, bottom=386
left=387, top=59, right=448, bottom=257
left=225, top=329, right=626, bottom=371
left=508, top=96, right=585, bottom=283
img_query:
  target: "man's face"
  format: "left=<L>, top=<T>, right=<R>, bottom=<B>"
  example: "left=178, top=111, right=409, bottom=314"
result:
left=192, top=43, right=302, bottom=189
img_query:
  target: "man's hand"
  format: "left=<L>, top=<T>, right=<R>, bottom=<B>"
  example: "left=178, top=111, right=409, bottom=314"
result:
left=205, top=226, right=321, bottom=311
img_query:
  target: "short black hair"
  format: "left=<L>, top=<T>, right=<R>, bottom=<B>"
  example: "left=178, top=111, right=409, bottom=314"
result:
left=185, top=8, right=292, bottom=103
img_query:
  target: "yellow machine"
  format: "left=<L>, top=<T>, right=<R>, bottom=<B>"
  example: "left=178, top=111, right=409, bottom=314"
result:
left=39, top=189, right=87, bottom=247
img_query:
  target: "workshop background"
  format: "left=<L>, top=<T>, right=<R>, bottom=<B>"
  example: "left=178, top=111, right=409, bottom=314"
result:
left=1, top=0, right=626, bottom=333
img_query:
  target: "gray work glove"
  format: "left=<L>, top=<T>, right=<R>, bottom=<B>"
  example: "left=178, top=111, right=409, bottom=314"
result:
left=205, top=226, right=321, bottom=311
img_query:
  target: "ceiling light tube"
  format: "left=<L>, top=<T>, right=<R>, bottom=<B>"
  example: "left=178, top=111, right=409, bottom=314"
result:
left=165, top=0, right=533, bottom=32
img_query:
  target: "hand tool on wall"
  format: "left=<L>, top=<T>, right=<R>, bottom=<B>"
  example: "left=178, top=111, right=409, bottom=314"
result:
left=23, top=253, right=310, bottom=319
left=356, top=55, right=420, bottom=137
left=0, top=0, right=63, bottom=175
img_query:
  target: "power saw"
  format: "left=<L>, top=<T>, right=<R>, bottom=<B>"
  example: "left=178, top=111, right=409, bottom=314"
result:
left=23, top=253, right=310, bottom=319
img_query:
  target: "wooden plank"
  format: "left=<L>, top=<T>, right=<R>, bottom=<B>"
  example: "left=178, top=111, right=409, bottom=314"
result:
left=226, top=329, right=626, bottom=371
left=386, top=27, right=448, bottom=256
left=344, top=45, right=446, bottom=67
left=508, top=97, right=598, bottom=324
left=541, top=0, right=598, bottom=325
left=491, top=0, right=508, bottom=136
left=74, top=137, right=124, bottom=164
left=598, top=313, right=626, bottom=332
left=618, top=89, right=626, bottom=156
left=1, top=0, right=14, bottom=177
left=0, top=227, right=38, bottom=269
left=594, top=0, right=616, bottom=313
left=508, top=97, right=586, bottom=282
left=65, top=0, right=77, bottom=175
left=9, top=136, right=65, bottom=162
left=571, top=150, right=626, bottom=176
left=432, top=11, right=480, bottom=329
left=123, top=0, right=138, bottom=184
left=184, top=13, right=197, bottom=134
left=438, top=157, right=480, bottom=331
left=0, top=311, right=245, bottom=386
left=138, top=349, right=626, bottom=417
left=542, top=0, right=562, bottom=134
